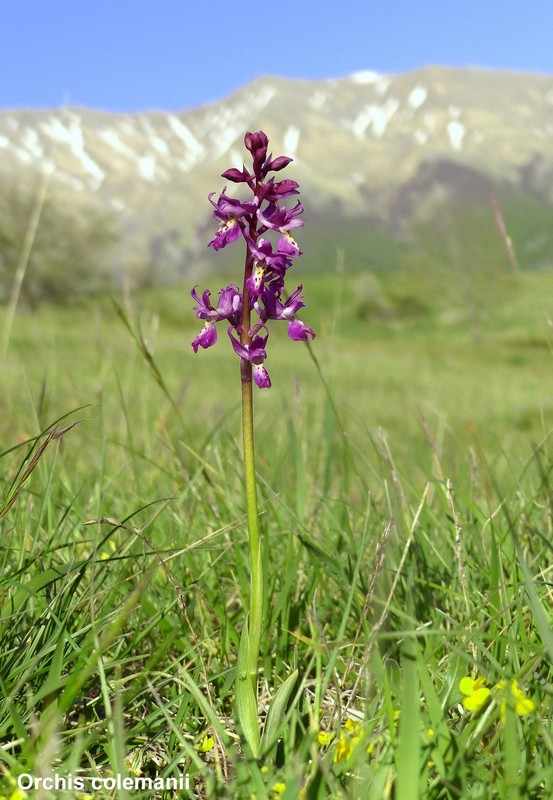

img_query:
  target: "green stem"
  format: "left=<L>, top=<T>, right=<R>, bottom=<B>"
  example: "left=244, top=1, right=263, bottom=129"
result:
left=241, top=359, right=263, bottom=697
left=240, top=241, right=263, bottom=700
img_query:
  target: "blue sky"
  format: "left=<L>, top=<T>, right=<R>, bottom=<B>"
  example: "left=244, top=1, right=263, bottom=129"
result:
left=1, top=0, right=551, bottom=112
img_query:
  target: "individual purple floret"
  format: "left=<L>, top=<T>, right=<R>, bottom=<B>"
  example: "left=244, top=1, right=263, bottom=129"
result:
left=191, top=130, right=315, bottom=388
left=191, top=322, right=218, bottom=352
left=207, top=191, right=257, bottom=251
left=228, top=329, right=271, bottom=389
left=191, top=285, right=242, bottom=324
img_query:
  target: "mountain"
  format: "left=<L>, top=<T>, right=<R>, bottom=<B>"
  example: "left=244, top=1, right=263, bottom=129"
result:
left=2, top=66, right=553, bottom=302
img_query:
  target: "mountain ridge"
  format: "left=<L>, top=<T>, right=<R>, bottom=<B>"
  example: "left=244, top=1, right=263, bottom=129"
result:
left=1, top=66, right=553, bottom=301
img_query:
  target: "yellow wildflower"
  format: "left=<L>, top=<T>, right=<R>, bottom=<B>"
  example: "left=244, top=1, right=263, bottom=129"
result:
left=9, top=791, right=28, bottom=800
left=366, top=735, right=382, bottom=755
left=459, top=676, right=491, bottom=712
left=333, top=736, right=352, bottom=763
left=496, top=679, right=535, bottom=721
left=197, top=733, right=215, bottom=752
left=317, top=730, right=334, bottom=746
left=344, top=718, right=361, bottom=734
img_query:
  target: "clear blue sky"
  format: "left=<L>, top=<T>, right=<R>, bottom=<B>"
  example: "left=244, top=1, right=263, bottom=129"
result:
left=1, top=0, right=550, bottom=112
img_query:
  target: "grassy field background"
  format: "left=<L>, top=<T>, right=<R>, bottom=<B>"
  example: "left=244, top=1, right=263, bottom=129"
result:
left=1, top=263, right=552, bottom=798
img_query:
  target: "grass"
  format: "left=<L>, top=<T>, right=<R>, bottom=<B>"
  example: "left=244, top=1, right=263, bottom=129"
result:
left=0, top=266, right=552, bottom=798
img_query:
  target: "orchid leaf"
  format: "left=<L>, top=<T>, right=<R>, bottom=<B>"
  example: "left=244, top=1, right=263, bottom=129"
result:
left=260, top=668, right=299, bottom=756
left=236, top=618, right=260, bottom=758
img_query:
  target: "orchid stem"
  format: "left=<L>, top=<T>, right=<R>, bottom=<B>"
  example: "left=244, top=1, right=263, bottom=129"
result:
left=241, top=358, right=263, bottom=699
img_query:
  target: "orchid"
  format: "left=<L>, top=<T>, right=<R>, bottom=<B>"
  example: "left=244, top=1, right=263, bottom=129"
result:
left=190, top=131, right=308, bottom=758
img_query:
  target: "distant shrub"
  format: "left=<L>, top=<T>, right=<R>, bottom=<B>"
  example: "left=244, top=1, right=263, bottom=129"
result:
left=354, top=273, right=430, bottom=321
left=0, top=180, right=118, bottom=307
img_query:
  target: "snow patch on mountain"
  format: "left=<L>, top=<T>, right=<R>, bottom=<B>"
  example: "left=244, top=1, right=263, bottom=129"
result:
left=100, top=129, right=137, bottom=159
left=167, top=115, right=206, bottom=172
left=408, top=86, right=428, bottom=110
left=167, top=115, right=204, bottom=155
left=16, top=148, right=33, bottom=164
left=351, top=98, right=400, bottom=139
left=375, top=77, right=391, bottom=96
left=350, top=70, right=382, bottom=84
left=138, top=154, right=157, bottom=181
left=309, top=90, right=328, bottom=111
left=201, top=85, right=277, bottom=159
left=56, top=172, right=86, bottom=191
left=447, top=120, right=465, bottom=151
left=139, top=117, right=170, bottom=156
left=283, top=126, right=300, bottom=157
left=40, top=113, right=106, bottom=188
left=209, top=123, right=243, bottom=159
left=21, top=128, right=44, bottom=160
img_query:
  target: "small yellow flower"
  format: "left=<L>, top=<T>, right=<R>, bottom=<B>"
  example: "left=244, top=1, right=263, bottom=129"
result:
left=459, top=676, right=491, bottom=712
left=100, top=539, right=117, bottom=559
left=333, top=736, right=352, bottom=763
left=272, top=782, right=286, bottom=796
left=317, top=730, right=334, bottom=746
left=496, top=679, right=536, bottom=721
left=9, top=791, right=28, bottom=800
left=366, top=737, right=379, bottom=755
left=344, top=718, right=361, bottom=733
left=197, top=733, right=215, bottom=752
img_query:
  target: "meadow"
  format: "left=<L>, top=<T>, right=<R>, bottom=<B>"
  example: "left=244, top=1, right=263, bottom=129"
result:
left=1, top=265, right=552, bottom=798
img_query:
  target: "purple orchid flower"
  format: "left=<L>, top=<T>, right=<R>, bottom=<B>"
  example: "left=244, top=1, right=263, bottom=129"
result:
left=208, top=189, right=257, bottom=251
left=257, top=285, right=306, bottom=322
left=258, top=202, right=304, bottom=258
left=251, top=286, right=315, bottom=342
left=191, top=284, right=242, bottom=324
left=191, top=285, right=242, bottom=351
left=228, top=328, right=271, bottom=389
left=191, top=322, right=218, bottom=352
left=191, top=130, right=315, bottom=388
left=245, top=234, right=291, bottom=275
left=287, top=319, right=316, bottom=341
left=260, top=178, right=300, bottom=202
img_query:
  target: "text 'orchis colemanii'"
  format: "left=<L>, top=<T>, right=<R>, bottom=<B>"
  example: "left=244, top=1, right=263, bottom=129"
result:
left=191, top=130, right=315, bottom=388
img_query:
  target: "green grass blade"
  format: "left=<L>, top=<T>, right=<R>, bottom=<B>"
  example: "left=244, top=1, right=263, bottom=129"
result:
left=395, top=633, right=420, bottom=800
